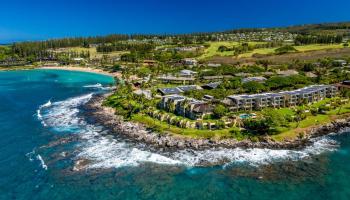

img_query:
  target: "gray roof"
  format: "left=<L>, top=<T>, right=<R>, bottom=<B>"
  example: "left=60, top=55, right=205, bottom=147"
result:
left=177, top=85, right=200, bottom=92
left=179, top=70, right=197, bottom=75
left=203, top=75, right=233, bottom=80
left=158, top=87, right=182, bottom=95
left=165, top=95, right=186, bottom=101
left=242, top=77, right=267, bottom=83
left=158, top=76, right=195, bottom=81
left=202, top=82, right=221, bottom=89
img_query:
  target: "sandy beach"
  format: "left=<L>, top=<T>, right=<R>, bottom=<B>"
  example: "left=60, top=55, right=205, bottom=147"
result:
left=39, top=66, right=122, bottom=78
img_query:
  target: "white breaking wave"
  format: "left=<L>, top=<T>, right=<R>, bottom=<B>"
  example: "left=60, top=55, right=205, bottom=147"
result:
left=83, top=83, right=114, bottom=90
left=77, top=131, right=182, bottom=169
left=38, top=94, right=92, bottom=131
left=84, top=83, right=102, bottom=88
left=37, top=100, right=52, bottom=126
left=36, top=155, right=48, bottom=170
left=41, top=100, right=52, bottom=108
left=172, top=136, right=339, bottom=167
left=25, top=150, right=35, bottom=162
left=26, top=150, right=48, bottom=170
left=37, top=93, right=341, bottom=170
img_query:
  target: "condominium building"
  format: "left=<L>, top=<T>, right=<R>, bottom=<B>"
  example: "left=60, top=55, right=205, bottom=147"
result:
left=159, top=95, right=213, bottom=120
left=224, top=85, right=337, bottom=111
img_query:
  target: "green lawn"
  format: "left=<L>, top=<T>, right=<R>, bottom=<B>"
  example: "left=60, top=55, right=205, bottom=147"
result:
left=294, top=44, right=344, bottom=51
left=272, top=100, right=350, bottom=141
left=200, top=43, right=345, bottom=59
left=199, top=41, right=239, bottom=59
left=132, top=114, right=239, bottom=139
left=239, top=44, right=344, bottom=58
left=199, top=41, right=266, bottom=59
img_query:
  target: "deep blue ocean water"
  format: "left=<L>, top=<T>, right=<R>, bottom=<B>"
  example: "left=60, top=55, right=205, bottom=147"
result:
left=1, top=69, right=350, bottom=200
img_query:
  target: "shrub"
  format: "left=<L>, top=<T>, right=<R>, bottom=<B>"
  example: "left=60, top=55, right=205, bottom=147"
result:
left=275, top=45, right=297, bottom=55
left=243, top=119, right=271, bottom=135
left=242, top=81, right=266, bottom=93
left=213, top=105, right=228, bottom=119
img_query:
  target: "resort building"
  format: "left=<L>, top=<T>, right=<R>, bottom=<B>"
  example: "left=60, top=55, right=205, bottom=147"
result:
left=207, top=63, right=222, bottom=68
left=158, top=85, right=202, bottom=95
left=179, top=69, right=198, bottom=78
left=201, top=82, right=221, bottom=90
left=159, top=95, right=213, bottom=120
left=234, top=72, right=252, bottom=77
left=333, top=59, right=347, bottom=67
left=277, top=70, right=299, bottom=77
left=242, top=76, right=267, bottom=84
left=224, top=85, right=337, bottom=111
left=202, top=75, right=234, bottom=81
left=182, top=58, right=198, bottom=67
left=133, top=89, right=152, bottom=99
left=158, top=87, right=183, bottom=95
left=157, top=76, right=195, bottom=84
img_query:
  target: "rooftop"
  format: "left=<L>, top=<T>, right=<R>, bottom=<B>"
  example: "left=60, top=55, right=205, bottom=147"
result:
left=158, top=87, right=183, bottom=95
left=202, top=82, right=221, bottom=89
left=203, top=75, right=233, bottom=80
left=242, top=76, right=267, bottom=83
left=228, top=85, right=335, bottom=100
left=177, top=85, right=201, bottom=92
left=157, top=76, right=195, bottom=81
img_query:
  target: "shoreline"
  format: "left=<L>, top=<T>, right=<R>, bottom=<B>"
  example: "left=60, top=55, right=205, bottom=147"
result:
left=84, top=93, right=350, bottom=150
left=39, top=66, right=121, bottom=78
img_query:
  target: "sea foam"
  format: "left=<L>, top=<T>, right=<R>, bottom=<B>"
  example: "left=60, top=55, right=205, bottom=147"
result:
left=83, top=83, right=103, bottom=88
left=36, top=155, right=48, bottom=170
left=37, top=93, right=340, bottom=170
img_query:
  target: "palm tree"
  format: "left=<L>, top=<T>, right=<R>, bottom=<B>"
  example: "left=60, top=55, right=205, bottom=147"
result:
left=295, top=107, right=305, bottom=128
left=314, top=67, right=327, bottom=83
left=168, top=102, right=176, bottom=114
left=335, top=98, right=343, bottom=115
left=232, top=116, right=244, bottom=128
left=283, top=94, right=291, bottom=107
left=180, top=99, right=190, bottom=117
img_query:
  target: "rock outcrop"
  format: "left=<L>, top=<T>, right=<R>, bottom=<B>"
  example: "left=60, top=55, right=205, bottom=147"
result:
left=84, top=94, right=350, bottom=150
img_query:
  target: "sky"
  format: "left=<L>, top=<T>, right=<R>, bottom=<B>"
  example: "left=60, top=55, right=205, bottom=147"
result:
left=1, top=0, right=350, bottom=43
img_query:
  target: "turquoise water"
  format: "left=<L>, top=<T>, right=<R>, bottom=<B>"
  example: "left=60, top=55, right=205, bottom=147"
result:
left=1, top=69, right=350, bottom=200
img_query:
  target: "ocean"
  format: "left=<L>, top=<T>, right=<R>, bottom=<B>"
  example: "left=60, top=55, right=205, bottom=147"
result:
left=1, top=69, right=350, bottom=200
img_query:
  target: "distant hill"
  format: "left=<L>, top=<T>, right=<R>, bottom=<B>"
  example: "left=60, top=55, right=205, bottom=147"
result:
left=222, top=22, right=350, bottom=35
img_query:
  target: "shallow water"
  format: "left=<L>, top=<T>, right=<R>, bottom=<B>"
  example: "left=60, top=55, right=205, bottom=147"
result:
left=1, top=69, right=350, bottom=199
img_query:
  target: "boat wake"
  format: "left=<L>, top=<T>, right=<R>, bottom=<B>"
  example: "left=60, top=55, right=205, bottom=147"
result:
left=36, top=93, right=340, bottom=170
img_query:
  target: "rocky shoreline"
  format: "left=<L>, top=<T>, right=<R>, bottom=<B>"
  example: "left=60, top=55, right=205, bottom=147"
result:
left=83, top=93, right=350, bottom=150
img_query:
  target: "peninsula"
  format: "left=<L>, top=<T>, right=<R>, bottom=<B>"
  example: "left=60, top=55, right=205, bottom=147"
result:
left=2, top=22, right=350, bottom=149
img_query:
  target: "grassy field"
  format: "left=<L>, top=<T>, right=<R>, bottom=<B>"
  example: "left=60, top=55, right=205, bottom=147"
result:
left=294, top=44, right=344, bottom=51
left=200, top=42, right=345, bottom=59
left=272, top=100, right=350, bottom=141
left=199, top=41, right=267, bottom=59
left=240, top=44, right=344, bottom=58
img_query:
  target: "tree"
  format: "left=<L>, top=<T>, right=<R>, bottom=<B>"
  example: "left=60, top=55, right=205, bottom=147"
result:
left=275, top=45, right=297, bottom=54
left=314, top=67, right=327, bottom=83
left=262, top=109, right=288, bottom=128
left=180, top=99, right=190, bottom=117
left=295, top=107, right=306, bottom=128
left=213, top=105, right=228, bottom=119
left=168, top=102, right=176, bottom=114
left=218, top=45, right=229, bottom=52
left=242, top=81, right=265, bottom=93
left=244, top=119, right=271, bottom=135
